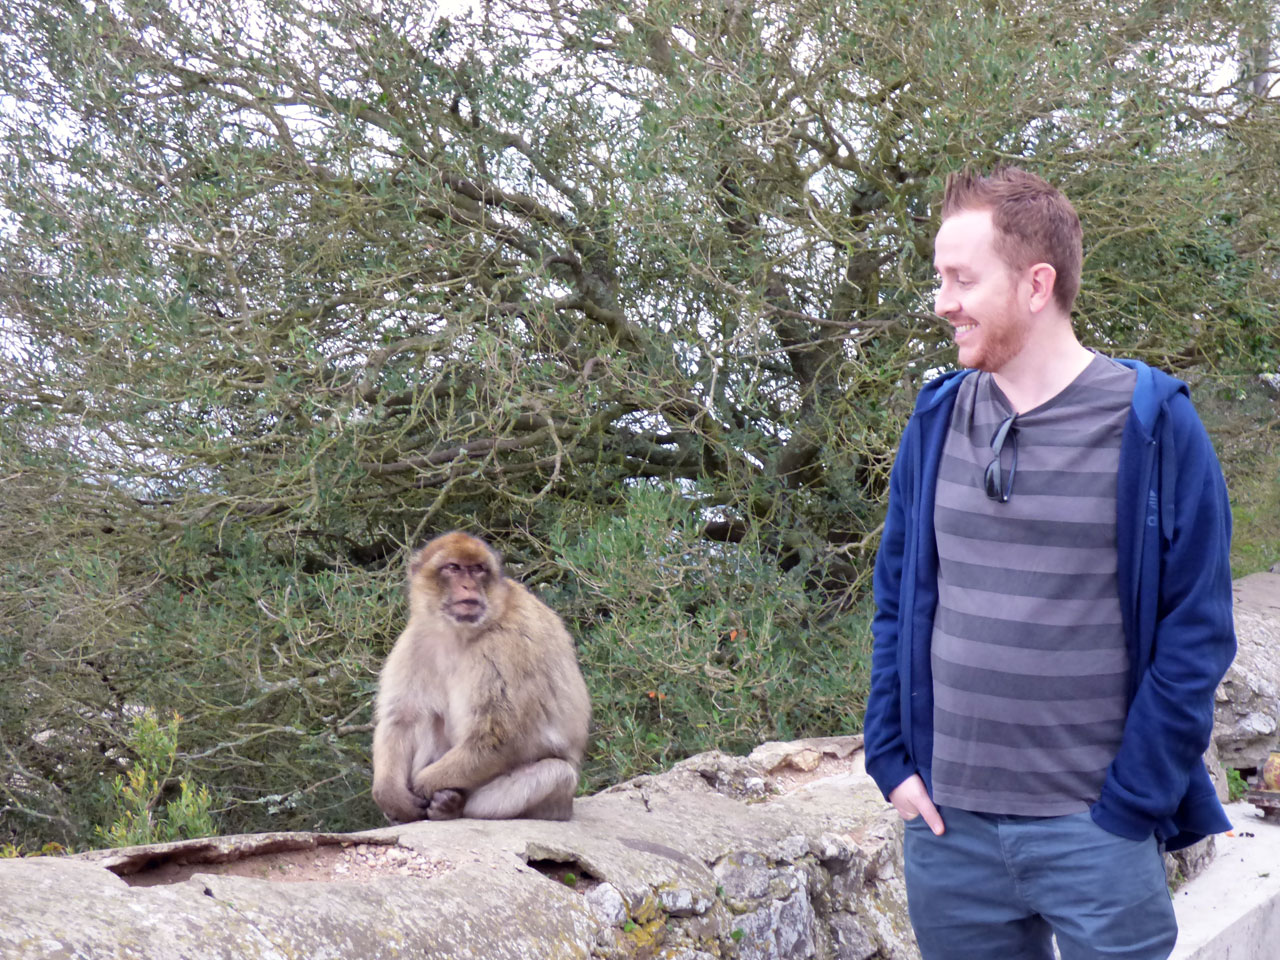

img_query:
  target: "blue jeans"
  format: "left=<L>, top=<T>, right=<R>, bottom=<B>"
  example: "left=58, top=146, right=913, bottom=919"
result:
left=903, top=806, right=1176, bottom=960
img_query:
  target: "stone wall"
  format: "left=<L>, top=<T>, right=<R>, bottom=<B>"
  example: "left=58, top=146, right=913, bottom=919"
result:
left=0, top=737, right=918, bottom=960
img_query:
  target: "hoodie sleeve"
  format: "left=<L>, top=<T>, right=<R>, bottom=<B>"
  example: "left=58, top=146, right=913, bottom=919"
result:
left=1092, top=392, right=1236, bottom=842
left=864, top=425, right=920, bottom=800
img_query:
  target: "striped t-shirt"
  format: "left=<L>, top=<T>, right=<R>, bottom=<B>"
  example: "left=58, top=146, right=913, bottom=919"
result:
left=930, top=354, right=1138, bottom=816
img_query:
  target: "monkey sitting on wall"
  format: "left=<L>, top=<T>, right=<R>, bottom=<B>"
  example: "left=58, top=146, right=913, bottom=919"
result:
left=371, top=531, right=591, bottom=823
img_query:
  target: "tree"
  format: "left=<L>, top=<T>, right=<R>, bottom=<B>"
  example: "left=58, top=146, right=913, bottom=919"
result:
left=1, top=0, right=1276, bottom=847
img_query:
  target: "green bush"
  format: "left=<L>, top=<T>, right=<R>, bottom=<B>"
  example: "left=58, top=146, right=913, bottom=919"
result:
left=553, top=487, right=873, bottom=791
left=95, top=710, right=217, bottom=848
left=1227, top=768, right=1249, bottom=804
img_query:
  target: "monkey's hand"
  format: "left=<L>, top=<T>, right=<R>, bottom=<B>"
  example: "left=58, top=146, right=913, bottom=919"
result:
left=426, top=788, right=466, bottom=820
left=372, top=781, right=430, bottom=824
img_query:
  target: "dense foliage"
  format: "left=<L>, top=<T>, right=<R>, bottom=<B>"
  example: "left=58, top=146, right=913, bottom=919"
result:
left=1, top=0, right=1276, bottom=848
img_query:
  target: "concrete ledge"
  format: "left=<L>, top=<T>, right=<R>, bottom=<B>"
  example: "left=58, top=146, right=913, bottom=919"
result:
left=1171, top=801, right=1280, bottom=959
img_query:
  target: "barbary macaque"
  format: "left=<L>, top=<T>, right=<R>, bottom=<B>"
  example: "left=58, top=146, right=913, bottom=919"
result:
left=371, top=531, right=590, bottom=822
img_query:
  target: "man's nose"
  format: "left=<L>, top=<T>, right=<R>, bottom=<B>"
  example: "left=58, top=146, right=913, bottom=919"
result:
left=935, top=284, right=957, bottom=317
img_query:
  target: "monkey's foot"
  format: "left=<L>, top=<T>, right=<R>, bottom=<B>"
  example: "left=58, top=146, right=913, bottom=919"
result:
left=426, top=788, right=466, bottom=820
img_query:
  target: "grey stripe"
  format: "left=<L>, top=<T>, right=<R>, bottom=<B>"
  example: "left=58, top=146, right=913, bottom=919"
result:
left=932, top=789, right=1091, bottom=815
left=1013, top=427, right=1126, bottom=450
left=933, top=608, right=1125, bottom=651
left=933, top=632, right=1128, bottom=675
left=937, top=583, right=1123, bottom=626
left=932, top=734, right=1118, bottom=774
left=937, top=478, right=1117, bottom=520
left=936, top=462, right=1120, bottom=499
left=945, top=425, right=1127, bottom=456
left=936, top=508, right=1116, bottom=547
left=935, top=533, right=1117, bottom=574
left=932, top=762, right=1109, bottom=796
left=937, top=560, right=1118, bottom=601
left=934, top=708, right=1126, bottom=748
left=931, top=768, right=1111, bottom=803
left=933, top=684, right=1131, bottom=724
left=932, top=659, right=1128, bottom=700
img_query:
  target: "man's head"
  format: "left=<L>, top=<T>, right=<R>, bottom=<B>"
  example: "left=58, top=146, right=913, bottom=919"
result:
left=940, top=166, right=1082, bottom=314
left=932, top=167, right=1083, bottom=373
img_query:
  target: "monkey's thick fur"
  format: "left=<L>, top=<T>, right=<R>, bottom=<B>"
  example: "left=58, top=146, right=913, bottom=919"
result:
left=371, top=532, right=591, bottom=823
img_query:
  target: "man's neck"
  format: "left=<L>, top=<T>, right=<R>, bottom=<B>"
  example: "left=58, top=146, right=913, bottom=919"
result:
left=990, top=323, right=1095, bottom=414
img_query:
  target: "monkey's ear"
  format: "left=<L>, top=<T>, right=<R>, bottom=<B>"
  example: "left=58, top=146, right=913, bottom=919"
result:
left=486, top=544, right=505, bottom=580
left=408, top=548, right=427, bottom=578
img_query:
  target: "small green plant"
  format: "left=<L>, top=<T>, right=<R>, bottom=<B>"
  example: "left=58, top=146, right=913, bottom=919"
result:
left=95, top=709, right=217, bottom=848
left=731, top=929, right=745, bottom=942
left=1227, top=768, right=1248, bottom=803
left=562, top=872, right=578, bottom=887
left=622, top=920, right=637, bottom=933
left=0, top=843, right=64, bottom=859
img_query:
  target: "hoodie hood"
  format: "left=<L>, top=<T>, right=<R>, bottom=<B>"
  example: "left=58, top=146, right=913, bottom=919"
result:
left=911, top=368, right=973, bottom=417
left=1115, top=358, right=1191, bottom=439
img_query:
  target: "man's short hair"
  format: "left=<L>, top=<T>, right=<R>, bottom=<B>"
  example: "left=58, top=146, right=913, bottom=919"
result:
left=941, top=166, right=1083, bottom=313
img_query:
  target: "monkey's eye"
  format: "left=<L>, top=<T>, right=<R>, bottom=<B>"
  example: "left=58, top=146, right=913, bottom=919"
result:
left=441, top=563, right=461, bottom=574
left=468, top=565, right=488, bottom=577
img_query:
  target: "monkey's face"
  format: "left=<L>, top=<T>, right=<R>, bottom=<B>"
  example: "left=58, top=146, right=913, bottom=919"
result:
left=409, top=532, right=506, bottom=627
left=435, top=560, right=494, bottom=624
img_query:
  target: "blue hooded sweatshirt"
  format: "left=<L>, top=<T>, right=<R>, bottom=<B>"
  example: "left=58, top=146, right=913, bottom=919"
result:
left=863, top=359, right=1236, bottom=851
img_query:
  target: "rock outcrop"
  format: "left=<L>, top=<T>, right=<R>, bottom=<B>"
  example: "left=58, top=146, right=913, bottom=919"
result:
left=0, top=736, right=917, bottom=960
left=1215, top=571, right=1280, bottom=771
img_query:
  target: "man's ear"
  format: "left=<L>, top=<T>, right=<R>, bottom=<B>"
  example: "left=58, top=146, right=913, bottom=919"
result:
left=1027, top=262, right=1058, bottom=313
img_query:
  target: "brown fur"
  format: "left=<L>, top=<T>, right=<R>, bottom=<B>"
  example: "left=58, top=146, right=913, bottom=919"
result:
left=371, top=532, right=591, bottom=823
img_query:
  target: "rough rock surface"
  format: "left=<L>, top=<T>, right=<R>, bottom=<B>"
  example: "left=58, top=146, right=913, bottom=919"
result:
left=1163, top=571, right=1280, bottom=887
left=0, top=737, right=917, bottom=960
left=1215, top=571, right=1280, bottom=770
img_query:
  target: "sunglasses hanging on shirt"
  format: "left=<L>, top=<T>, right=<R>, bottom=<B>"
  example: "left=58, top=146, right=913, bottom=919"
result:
left=984, top=412, right=1018, bottom=503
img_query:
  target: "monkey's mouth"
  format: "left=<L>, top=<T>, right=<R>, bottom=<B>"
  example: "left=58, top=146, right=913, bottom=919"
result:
left=448, top=601, right=485, bottom=623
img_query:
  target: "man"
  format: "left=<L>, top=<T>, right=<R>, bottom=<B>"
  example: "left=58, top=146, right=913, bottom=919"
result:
left=863, top=166, right=1236, bottom=960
